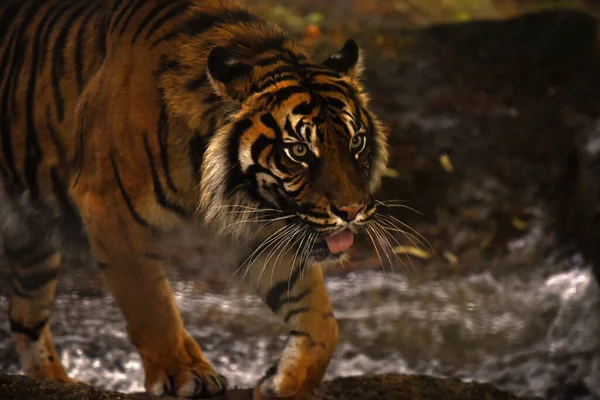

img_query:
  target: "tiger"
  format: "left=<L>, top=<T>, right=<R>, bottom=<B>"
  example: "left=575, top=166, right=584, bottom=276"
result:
left=0, top=0, right=389, bottom=398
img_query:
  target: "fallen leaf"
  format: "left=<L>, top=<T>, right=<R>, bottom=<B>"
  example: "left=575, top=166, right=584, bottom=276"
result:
left=393, top=245, right=430, bottom=259
left=511, top=217, right=528, bottom=231
left=439, top=153, right=454, bottom=173
left=442, top=250, right=459, bottom=265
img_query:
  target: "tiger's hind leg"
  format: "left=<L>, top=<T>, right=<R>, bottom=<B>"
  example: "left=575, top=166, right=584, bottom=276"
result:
left=4, top=231, right=70, bottom=382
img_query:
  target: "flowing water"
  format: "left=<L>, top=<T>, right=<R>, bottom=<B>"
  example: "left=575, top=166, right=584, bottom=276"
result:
left=1, top=239, right=599, bottom=399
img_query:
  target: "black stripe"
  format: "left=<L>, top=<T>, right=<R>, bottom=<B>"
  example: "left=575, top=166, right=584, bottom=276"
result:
left=308, top=81, right=352, bottom=96
left=24, top=7, right=49, bottom=201
left=46, top=107, right=65, bottom=162
left=285, top=180, right=309, bottom=198
left=0, top=1, right=22, bottom=45
left=288, top=330, right=311, bottom=338
left=111, top=0, right=137, bottom=32
left=189, top=133, right=209, bottom=184
left=201, top=103, right=224, bottom=125
left=292, top=98, right=319, bottom=116
left=8, top=0, right=46, bottom=114
left=185, top=9, right=257, bottom=36
left=283, top=307, right=310, bottom=324
left=260, top=113, right=283, bottom=139
left=71, top=101, right=87, bottom=188
left=0, top=2, right=42, bottom=191
left=110, top=151, right=152, bottom=227
left=250, top=135, right=274, bottom=163
left=96, top=6, right=107, bottom=58
left=255, top=56, right=285, bottom=67
left=283, top=117, right=303, bottom=142
left=233, top=35, right=287, bottom=56
left=119, top=0, right=149, bottom=36
left=75, top=3, right=102, bottom=92
left=8, top=248, right=55, bottom=269
left=97, top=261, right=110, bottom=270
left=23, top=0, right=54, bottom=199
left=185, top=73, right=207, bottom=91
left=50, top=167, right=82, bottom=224
left=11, top=284, right=33, bottom=299
left=257, top=65, right=298, bottom=81
left=39, top=0, right=77, bottom=74
left=157, top=56, right=181, bottom=74
left=255, top=74, right=298, bottom=93
left=157, top=91, right=178, bottom=192
left=308, top=68, right=343, bottom=79
left=9, top=318, right=48, bottom=341
left=110, top=0, right=125, bottom=16
left=142, top=134, right=187, bottom=217
left=14, top=268, right=59, bottom=292
left=4, top=241, right=42, bottom=261
left=265, top=86, right=309, bottom=108
left=144, top=252, right=163, bottom=261
left=150, top=30, right=181, bottom=48
left=258, top=364, right=278, bottom=385
left=297, top=207, right=331, bottom=220
left=265, top=265, right=308, bottom=312
left=323, top=96, right=346, bottom=110
left=131, top=0, right=174, bottom=43
left=52, top=1, right=91, bottom=122
left=258, top=65, right=299, bottom=78
left=143, top=2, right=189, bottom=43
left=202, top=93, right=221, bottom=106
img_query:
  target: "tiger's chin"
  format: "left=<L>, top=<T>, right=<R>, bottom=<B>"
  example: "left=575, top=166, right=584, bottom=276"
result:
left=309, top=242, right=347, bottom=263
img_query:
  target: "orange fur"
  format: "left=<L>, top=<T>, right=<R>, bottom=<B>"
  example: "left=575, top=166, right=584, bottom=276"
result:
left=1, top=0, right=388, bottom=398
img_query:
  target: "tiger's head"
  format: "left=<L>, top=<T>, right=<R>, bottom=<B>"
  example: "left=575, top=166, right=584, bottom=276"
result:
left=199, top=38, right=388, bottom=264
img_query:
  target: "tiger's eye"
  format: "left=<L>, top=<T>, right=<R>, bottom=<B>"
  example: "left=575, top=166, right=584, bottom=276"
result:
left=292, top=143, right=308, bottom=158
left=350, top=135, right=364, bottom=150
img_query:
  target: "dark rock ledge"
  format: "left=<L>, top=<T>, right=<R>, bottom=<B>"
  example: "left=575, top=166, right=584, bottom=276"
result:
left=0, top=374, right=541, bottom=400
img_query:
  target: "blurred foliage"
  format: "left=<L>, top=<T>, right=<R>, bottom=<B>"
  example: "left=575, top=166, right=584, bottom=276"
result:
left=238, top=0, right=600, bottom=63
left=392, top=0, right=600, bottom=24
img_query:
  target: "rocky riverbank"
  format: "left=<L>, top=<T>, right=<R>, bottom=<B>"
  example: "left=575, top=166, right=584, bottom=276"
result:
left=0, top=374, right=542, bottom=400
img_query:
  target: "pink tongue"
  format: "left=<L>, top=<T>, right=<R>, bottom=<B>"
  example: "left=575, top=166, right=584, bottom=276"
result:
left=324, top=230, right=354, bottom=254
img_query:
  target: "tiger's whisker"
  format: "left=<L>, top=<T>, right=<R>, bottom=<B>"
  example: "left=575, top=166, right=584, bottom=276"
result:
left=371, top=221, right=410, bottom=271
left=234, top=223, right=295, bottom=278
left=369, top=223, right=396, bottom=271
left=375, top=214, right=433, bottom=253
left=365, top=226, right=385, bottom=274
left=375, top=200, right=424, bottom=215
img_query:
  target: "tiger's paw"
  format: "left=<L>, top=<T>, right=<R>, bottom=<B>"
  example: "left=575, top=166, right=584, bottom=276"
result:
left=146, top=361, right=228, bottom=399
left=252, top=362, right=318, bottom=400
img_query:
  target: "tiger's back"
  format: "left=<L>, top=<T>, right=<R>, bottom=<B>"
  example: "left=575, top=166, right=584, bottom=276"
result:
left=0, top=0, right=198, bottom=222
left=0, top=0, right=105, bottom=205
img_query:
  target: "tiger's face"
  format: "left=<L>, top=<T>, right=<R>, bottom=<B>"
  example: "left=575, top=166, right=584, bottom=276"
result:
left=201, top=39, right=388, bottom=264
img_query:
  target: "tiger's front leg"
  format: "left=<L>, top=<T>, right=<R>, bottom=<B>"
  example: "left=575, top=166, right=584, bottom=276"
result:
left=78, top=204, right=227, bottom=399
left=98, top=252, right=227, bottom=398
left=247, top=257, right=338, bottom=400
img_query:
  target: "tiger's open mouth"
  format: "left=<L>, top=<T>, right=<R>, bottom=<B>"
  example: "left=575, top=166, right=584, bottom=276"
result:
left=309, top=229, right=355, bottom=261
left=322, top=229, right=354, bottom=254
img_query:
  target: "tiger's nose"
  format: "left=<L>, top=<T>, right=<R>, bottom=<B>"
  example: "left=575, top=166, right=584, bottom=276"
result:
left=332, top=204, right=364, bottom=222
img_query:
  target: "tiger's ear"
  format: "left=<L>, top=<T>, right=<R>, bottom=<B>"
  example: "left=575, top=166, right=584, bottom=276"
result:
left=207, top=46, right=254, bottom=102
left=322, top=38, right=363, bottom=79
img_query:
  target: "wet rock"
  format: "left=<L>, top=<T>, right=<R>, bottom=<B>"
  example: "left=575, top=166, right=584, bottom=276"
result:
left=0, top=373, right=541, bottom=400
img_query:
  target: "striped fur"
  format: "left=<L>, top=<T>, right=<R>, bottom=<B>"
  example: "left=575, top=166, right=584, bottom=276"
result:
left=0, top=0, right=388, bottom=398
